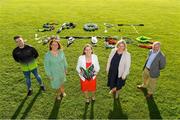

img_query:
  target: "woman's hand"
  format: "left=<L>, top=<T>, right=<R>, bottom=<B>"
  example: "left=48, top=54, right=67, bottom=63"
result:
left=121, top=74, right=126, bottom=80
left=122, top=75, right=126, bottom=80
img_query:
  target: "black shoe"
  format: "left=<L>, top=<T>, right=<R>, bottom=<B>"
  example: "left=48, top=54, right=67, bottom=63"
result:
left=27, top=90, right=32, bottom=96
left=40, top=85, right=46, bottom=91
left=146, top=94, right=153, bottom=99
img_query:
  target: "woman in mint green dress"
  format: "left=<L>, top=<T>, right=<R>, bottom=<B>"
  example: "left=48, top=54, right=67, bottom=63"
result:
left=44, top=40, right=68, bottom=100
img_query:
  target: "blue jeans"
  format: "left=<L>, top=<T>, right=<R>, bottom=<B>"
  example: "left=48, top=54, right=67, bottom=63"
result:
left=23, top=68, right=42, bottom=90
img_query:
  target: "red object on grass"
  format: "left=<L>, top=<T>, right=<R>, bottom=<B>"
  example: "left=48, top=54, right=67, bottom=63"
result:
left=138, top=44, right=152, bottom=49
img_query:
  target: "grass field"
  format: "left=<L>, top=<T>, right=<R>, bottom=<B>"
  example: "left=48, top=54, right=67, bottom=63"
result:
left=0, top=0, right=180, bottom=119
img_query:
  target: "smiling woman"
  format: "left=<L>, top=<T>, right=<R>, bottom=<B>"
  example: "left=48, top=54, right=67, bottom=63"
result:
left=76, top=44, right=100, bottom=104
left=44, top=39, right=68, bottom=100
left=106, top=40, right=131, bottom=99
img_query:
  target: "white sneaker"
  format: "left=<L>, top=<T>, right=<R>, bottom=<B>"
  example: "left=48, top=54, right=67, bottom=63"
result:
left=62, top=93, right=66, bottom=97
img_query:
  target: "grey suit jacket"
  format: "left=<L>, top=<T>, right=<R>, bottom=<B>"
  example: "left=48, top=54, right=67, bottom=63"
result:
left=143, top=50, right=166, bottom=78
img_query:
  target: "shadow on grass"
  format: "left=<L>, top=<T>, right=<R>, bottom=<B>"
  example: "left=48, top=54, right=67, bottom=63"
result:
left=141, top=88, right=162, bottom=119
left=48, top=97, right=63, bottom=119
left=83, top=100, right=95, bottom=119
left=11, top=96, right=28, bottom=119
left=83, top=103, right=89, bottom=119
left=21, top=89, right=42, bottom=119
left=108, top=97, right=128, bottom=119
left=90, top=100, right=95, bottom=119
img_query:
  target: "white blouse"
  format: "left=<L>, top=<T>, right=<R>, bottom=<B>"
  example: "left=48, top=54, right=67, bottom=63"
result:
left=76, top=54, right=100, bottom=81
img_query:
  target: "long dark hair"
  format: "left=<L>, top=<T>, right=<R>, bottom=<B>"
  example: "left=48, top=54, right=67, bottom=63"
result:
left=82, top=44, right=93, bottom=55
left=49, top=40, right=61, bottom=50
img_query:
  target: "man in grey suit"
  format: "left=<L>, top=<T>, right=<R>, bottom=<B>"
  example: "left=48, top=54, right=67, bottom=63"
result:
left=137, top=42, right=166, bottom=98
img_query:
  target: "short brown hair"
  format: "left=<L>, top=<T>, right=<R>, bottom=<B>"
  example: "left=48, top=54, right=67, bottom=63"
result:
left=13, top=35, right=22, bottom=40
left=82, top=44, right=93, bottom=55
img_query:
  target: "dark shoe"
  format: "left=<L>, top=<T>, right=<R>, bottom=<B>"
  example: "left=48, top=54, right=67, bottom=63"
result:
left=27, top=90, right=32, bottom=96
left=146, top=94, right=153, bottom=99
left=86, top=101, right=90, bottom=105
left=40, top=85, right=46, bottom=91
left=43, top=24, right=50, bottom=28
left=56, top=95, right=62, bottom=100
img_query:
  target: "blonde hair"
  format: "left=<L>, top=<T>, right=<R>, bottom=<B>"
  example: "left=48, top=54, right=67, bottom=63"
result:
left=115, top=40, right=127, bottom=51
left=82, top=44, right=94, bottom=55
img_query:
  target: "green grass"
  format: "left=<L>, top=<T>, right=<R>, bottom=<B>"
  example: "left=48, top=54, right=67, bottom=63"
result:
left=0, top=0, right=180, bottom=119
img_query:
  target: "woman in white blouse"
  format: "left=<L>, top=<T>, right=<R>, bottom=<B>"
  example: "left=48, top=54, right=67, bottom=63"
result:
left=76, top=44, right=100, bottom=103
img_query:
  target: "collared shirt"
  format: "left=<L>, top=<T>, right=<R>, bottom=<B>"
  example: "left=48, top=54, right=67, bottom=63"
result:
left=146, top=50, right=159, bottom=69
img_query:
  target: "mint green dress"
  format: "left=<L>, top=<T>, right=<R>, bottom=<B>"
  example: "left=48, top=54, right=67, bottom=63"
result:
left=44, top=50, right=68, bottom=89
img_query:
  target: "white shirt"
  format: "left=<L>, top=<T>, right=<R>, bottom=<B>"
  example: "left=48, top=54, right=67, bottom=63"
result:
left=76, top=54, right=100, bottom=81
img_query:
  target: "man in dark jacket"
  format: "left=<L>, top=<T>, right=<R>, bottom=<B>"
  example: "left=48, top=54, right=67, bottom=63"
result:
left=137, top=41, right=166, bottom=98
left=12, top=35, right=45, bottom=96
